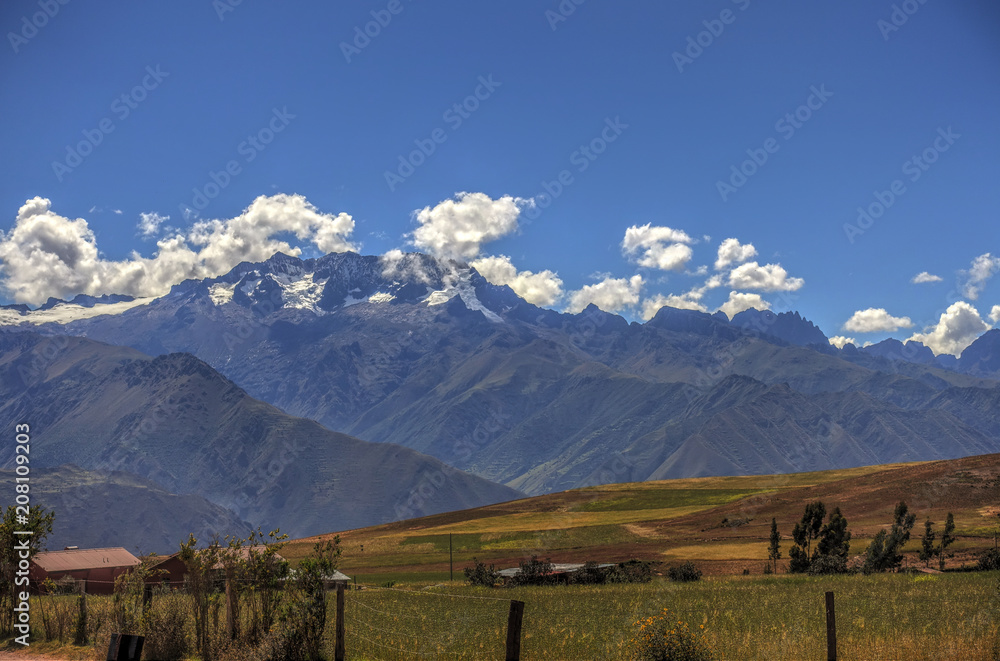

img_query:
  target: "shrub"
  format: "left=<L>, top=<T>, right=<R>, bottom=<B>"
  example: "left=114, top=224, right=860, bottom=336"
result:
left=464, top=558, right=501, bottom=587
left=143, top=589, right=190, bottom=661
left=978, top=548, right=1000, bottom=571
left=34, top=586, right=75, bottom=643
left=628, top=607, right=715, bottom=661
left=608, top=560, right=654, bottom=584
left=511, top=556, right=555, bottom=587
left=666, top=562, right=702, bottom=583
left=570, top=561, right=608, bottom=585
left=808, top=553, right=850, bottom=576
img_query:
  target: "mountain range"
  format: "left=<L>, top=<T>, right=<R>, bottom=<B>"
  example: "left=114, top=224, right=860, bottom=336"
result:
left=2, top=250, right=1000, bottom=548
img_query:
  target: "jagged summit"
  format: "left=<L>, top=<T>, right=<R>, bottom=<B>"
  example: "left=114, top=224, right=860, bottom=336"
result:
left=729, top=308, right=829, bottom=347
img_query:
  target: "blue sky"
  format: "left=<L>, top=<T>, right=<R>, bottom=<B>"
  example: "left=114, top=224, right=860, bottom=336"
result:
left=1, top=0, right=998, bottom=354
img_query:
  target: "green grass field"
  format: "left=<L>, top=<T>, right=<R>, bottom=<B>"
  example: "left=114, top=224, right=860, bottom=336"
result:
left=9, top=571, right=996, bottom=660
left=287, top=456, right=1000, bottom=581
left=342, top=572, right=1000, bottom=661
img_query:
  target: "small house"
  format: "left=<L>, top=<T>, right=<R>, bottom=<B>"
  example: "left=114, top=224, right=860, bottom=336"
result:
left=30, top=547, right=140, bottom=595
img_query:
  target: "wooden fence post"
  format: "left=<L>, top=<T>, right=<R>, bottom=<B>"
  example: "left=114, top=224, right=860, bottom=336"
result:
left=225, top=578, right=237, bottom=640
left=74, top=581, right=88, bottom=645
left=825, top=591, right=837, bottom=661
left=335, top=584, right=346, bottom=661
left=505, top=600, right=525, bottom=661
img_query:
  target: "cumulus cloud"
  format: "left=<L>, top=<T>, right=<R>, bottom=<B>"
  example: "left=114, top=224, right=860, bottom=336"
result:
left=714, top=238, right=757, bottom=271
left=565, top=275, right=643, bottom=314
left=828, top=336, right=857, bottom=349
left=990, top=305, right=1000, bottom=325
left=0, top=195, right=358, bottom=306
left=640, top=293, right=707, bottom=320
left=960, top=253, right=1000, bottom=300
left=137, top=212, right=169, bottom=238
left=621, top=224, right=694, bottom=271
left=411, top=192, right=531, bottom=261
left=843, top=308, right=914, bottom=333
left=470, top=254, right=563, bottom=306
left=911, top=271, right=942, bottom=284
left=907, top=301, right=990, bottom=356
left=727, top=261, right=804, bottom=292
left=717, top=291, right=771, bottom=319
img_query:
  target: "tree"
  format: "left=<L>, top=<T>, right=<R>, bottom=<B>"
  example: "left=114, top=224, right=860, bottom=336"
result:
left=813, top=507, right=851, bottom=574
left=919, top=519, right=936, bottom=568
left=862, top=501, right=916, bottom=574
left=0, top=505, right=55, bottom=636
left=277, top=537, right=341, bottom=661
left=178, top=534, right=223, bottom=661
left=789, top=501, right=826, bottom=573
left=767, top=518, right=782, bottom=574
left=937, top=512, right=956, bottom=571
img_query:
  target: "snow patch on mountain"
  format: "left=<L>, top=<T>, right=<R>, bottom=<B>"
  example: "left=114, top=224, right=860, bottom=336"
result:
left=0, top=297, right=157, bottom=325
left=273, top=272, right=327, bottom=314
left=425, top=269, right=502, bottom=322
left=209, top=283, right=236, bottom=306
left=368, top=292, right=395, bottom=303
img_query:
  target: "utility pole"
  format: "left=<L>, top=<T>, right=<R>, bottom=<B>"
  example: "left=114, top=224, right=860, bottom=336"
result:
left=449, top=533, right=454, bottom=582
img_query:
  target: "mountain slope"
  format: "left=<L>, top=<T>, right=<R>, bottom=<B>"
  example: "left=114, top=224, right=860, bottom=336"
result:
left=284, top=453, right=1000, bottom=577
left=0, top=465, right=251, bottom=554
left=0, top=331, right=522, bottom=538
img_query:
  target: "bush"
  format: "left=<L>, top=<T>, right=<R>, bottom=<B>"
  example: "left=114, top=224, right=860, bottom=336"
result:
left=978, top=548, right=1000, bottom=571
left=510, top=556, right=555, bottom=587
left=570, top=561, right=608, bottom=585
left=143, top=589, right=190, bottom=661
left=808, top=554, right=850, bottom=576
left=628, top=607, right=715, bottom=661
left=464, top=558, right=501, bottom=587
left=608, top=560, right=654, bottom=584
left=667, top=562, right=702, bottom=583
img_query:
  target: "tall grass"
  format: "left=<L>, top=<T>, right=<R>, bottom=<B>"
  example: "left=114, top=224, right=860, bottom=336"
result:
left=15, top=571, right=999, bottom=660
left=342, top=572, right=999, bottom=661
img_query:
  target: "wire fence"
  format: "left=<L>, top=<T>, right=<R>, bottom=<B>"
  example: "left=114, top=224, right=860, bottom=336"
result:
left=344, top=587, right=511, bottom=660
left=17, top=573, right=1000, bottom=660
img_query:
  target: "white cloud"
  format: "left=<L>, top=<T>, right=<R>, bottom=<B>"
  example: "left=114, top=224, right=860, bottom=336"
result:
left=565, top=275, right=643, bottom=314
left=411, top=192, right=530, bottom=261
left=621, top=224, right=695, bottom=271
left=714, top=238, right=757, bottom=271
left=717, top=291, right=771, bottom=319
left=842, top=308, right=914, bottom=333
left=137, top=212, right=168, bottom=238
left=960, top=253, right=1000, bottom=300
left=727, top=261, right=804, bottom=292
left=0, top=195, right=358, bottom=306
left=911, top=271, right=942, bottom=284
left=828, top=336, right=857, bottom=349
left=990, top=305, right=1000, bottom=325
left=640, top=293, right=707, bottom=320
left=470, top=254, right=563, bottom=306
left=907, top=301, right=990, bottom=356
